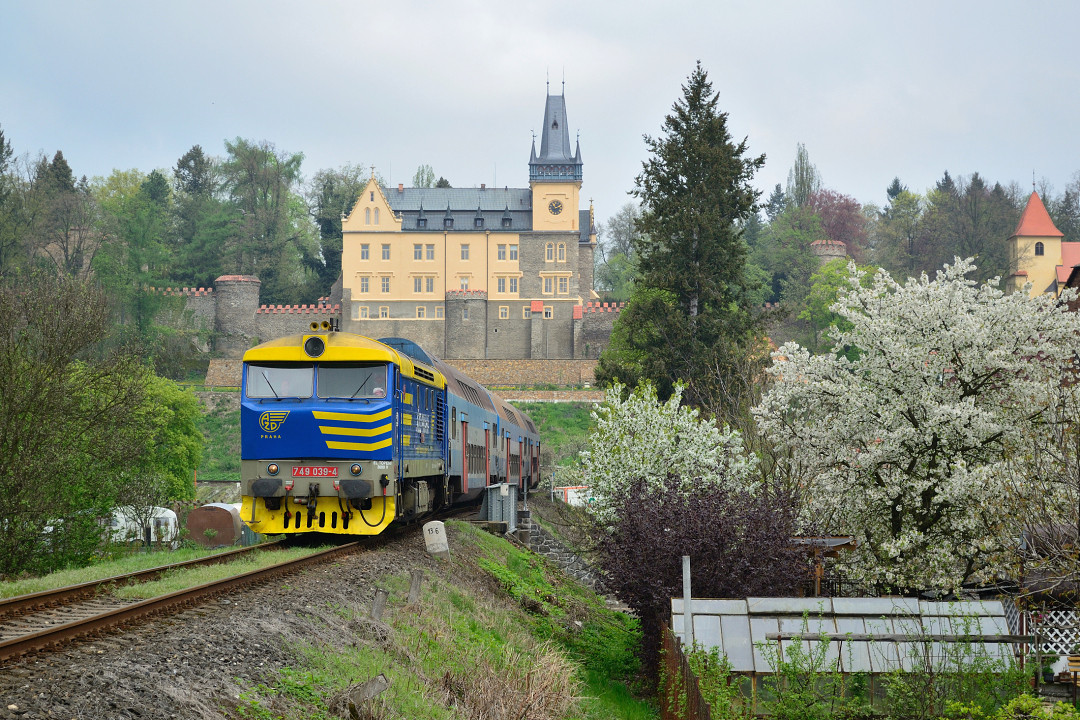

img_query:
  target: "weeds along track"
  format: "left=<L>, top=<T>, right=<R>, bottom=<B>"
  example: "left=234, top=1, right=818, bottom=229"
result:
left=0, top=506, right=477, bottom=664
left=0, top=541, right=360, bottom=663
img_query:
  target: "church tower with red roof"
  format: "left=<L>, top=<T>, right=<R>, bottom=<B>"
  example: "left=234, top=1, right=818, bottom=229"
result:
left=1007, top=190, right=1077, bottom=296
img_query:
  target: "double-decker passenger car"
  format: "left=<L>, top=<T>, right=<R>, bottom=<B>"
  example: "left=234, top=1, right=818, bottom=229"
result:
left=239, top=325, right=540, bottom=535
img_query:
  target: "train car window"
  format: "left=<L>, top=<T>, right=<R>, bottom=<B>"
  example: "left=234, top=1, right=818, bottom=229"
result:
left=452, top=407, right=457, bottom=438
left=317, top=363, right=388, bottom=399
left=245, top=363, right=314, bottom=398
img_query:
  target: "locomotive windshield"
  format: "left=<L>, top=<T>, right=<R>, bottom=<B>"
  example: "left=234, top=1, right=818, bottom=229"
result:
left=317, top=363, right=388, bottom=400
left=245, top=363, right=314, bottom=398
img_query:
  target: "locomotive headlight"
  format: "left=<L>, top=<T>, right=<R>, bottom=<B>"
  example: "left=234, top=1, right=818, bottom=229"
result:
left=350, top=463, right=362, bottom=476
left=304, top=336, right=325, bottom=357
left=266, top=463, right=279, bottom=475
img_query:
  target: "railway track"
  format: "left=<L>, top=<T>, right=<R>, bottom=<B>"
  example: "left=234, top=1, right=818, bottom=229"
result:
left=0, top=541, right=360, bottom=662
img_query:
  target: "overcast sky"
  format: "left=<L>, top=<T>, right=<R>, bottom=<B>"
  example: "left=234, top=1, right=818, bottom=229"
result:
left=4, top=1, right=1079, bottom=227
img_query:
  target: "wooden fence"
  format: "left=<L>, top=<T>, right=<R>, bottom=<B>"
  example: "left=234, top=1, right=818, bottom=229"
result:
left=661, top=624, right=712, bottom=720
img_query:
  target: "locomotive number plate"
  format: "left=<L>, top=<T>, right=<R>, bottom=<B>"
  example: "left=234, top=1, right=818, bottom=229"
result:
left=292, top=466, right=338, bottom=478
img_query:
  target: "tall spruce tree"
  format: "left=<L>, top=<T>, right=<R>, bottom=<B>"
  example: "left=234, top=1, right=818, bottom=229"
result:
left=595, top=63, right=765, bottom=416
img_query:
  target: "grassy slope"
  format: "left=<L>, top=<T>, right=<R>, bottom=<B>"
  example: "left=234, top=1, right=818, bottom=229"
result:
left=226, top=522, right=655, bottom=720
left=196, top=403, right=241, bottom=483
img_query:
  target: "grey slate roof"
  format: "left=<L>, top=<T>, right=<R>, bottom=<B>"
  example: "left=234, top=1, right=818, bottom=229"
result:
left=382, top=186, right=533, bottom=232
left=578, top=210, right=593, bottom=244
left=382, top=187, right=531, bottom=212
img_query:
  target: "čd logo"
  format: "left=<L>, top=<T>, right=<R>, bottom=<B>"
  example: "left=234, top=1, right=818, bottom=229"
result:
left=260, top=411, right=290, bottom=433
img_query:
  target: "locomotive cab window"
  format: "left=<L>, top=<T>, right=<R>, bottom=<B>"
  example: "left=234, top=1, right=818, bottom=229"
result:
left=245, top=363, right=314, bottom=399
left=317, top=363, right=389, bottom=400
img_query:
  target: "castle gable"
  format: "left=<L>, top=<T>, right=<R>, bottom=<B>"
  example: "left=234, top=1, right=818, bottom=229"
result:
left=343, top=177, right=401, bottom=233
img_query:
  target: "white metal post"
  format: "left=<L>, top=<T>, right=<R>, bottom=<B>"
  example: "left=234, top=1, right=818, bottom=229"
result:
left=682, top=555, right=694, bottom=648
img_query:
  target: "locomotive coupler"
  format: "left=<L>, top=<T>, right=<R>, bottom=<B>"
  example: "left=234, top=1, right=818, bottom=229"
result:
left=306, top=483, right=319, bottom=512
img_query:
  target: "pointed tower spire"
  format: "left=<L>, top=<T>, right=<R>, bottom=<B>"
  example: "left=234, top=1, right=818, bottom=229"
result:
left=529, top=88, right=583, bottom=183
left=1012, top=191, right=1063, bottom=238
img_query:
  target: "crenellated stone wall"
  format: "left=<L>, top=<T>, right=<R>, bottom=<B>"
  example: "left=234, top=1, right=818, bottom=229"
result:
left=581, top=301, right=623, bottom=359
left=164, top=275, right=618, bottom=385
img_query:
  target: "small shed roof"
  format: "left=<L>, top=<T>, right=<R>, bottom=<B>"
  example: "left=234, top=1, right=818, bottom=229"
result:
left=671, top=597, right=1015, bottom=674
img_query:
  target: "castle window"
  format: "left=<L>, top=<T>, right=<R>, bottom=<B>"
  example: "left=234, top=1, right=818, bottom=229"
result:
left=461, top=244, right=470, bottom=260
left=558, top=277, right=569, bottom=294
left=523, top=307, right=531, bottom=319
left=364, top=208, right=371, bottom=225
left=497, top=244, right=506, bottom=260
left=543, top=306, right=553, bottom=319
left=416, top=306, right=426, bottom=319
left=475, top=217, right=484, bottom=228
left=381, top=276, right=391, bottom=293
left=499, top=306, right=509, bottom=319
left=359, top=277, right=369, bottom=293
left=414, top=244, right=422, bottom=260
left=374, top=208, right=380, bottom=224
left=543, top=277, right=553, bottom=294
left=435, top=306, right=444, bottom=319
left=426, top=244, right=434, bottom=260
left=370, top=191, right=374, bottom=201
left=1036, top=242, right=1045, bottom=256
left=460, top=277, right=470, bottom=290
left=497, top=277, right=506, bottom=293
left=425, top=277, right=434, bottom=293
left=509, top=244, right=518, bottom=260
left=545, top=243, right=554, bottom=261
left=359, top=306, right=369, bottom=319
left=509, top=277, right=518, bottom=294
left=417, top=218, right=427, bottom=229
left=414, top=277, right=422, bottom=293
left=379, top=306, right=389, bottom=319
left=382, top=244, right=390, bottom=260
left=360, top=244, right=370, bottom=260
left=557, top=243, right=566, bottom=262
left=463, top=306, right=470, bottom=320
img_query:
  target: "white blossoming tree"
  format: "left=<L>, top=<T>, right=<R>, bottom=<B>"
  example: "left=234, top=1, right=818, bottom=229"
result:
left=581, top=381, right=757, bottom=524
left=754, top=258, right=1080, bottom=591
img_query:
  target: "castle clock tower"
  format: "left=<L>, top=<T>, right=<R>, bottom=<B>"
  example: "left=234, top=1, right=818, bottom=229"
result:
left=529, top=91, right=583, bottom=232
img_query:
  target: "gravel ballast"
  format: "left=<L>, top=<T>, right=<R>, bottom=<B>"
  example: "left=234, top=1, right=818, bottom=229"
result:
left=0, top=531, right=449, bottom=720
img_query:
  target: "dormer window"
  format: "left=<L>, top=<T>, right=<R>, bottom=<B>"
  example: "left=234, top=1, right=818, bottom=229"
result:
left=417, top=218, right=427, bottom=228
left=444, top=217, right=453, bottom=229
left=502, top=216, right=512, bottom=228
left=1035, top=241, right=1045, bottom=256
left=475, top=217, right=484, bottom=228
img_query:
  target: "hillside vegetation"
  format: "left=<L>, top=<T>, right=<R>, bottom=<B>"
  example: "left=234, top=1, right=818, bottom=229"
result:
left=227, top=520, right=652, bottom=719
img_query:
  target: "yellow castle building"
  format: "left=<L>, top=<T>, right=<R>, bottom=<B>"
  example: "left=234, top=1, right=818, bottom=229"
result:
left=339, top=91, right=607, bottom=360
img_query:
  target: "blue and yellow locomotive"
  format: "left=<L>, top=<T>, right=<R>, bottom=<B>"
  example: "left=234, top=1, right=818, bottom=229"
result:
left=239, top=323, right=541, bottom=535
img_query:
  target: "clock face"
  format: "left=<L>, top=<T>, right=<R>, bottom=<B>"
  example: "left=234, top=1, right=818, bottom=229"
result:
left=548, top=199, right=563, bottom=215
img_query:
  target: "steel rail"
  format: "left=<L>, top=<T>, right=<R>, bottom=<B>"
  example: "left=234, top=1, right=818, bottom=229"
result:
left=0, top=542, right=283, bottom=620
left=0, top=542, right=360, bottom=662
